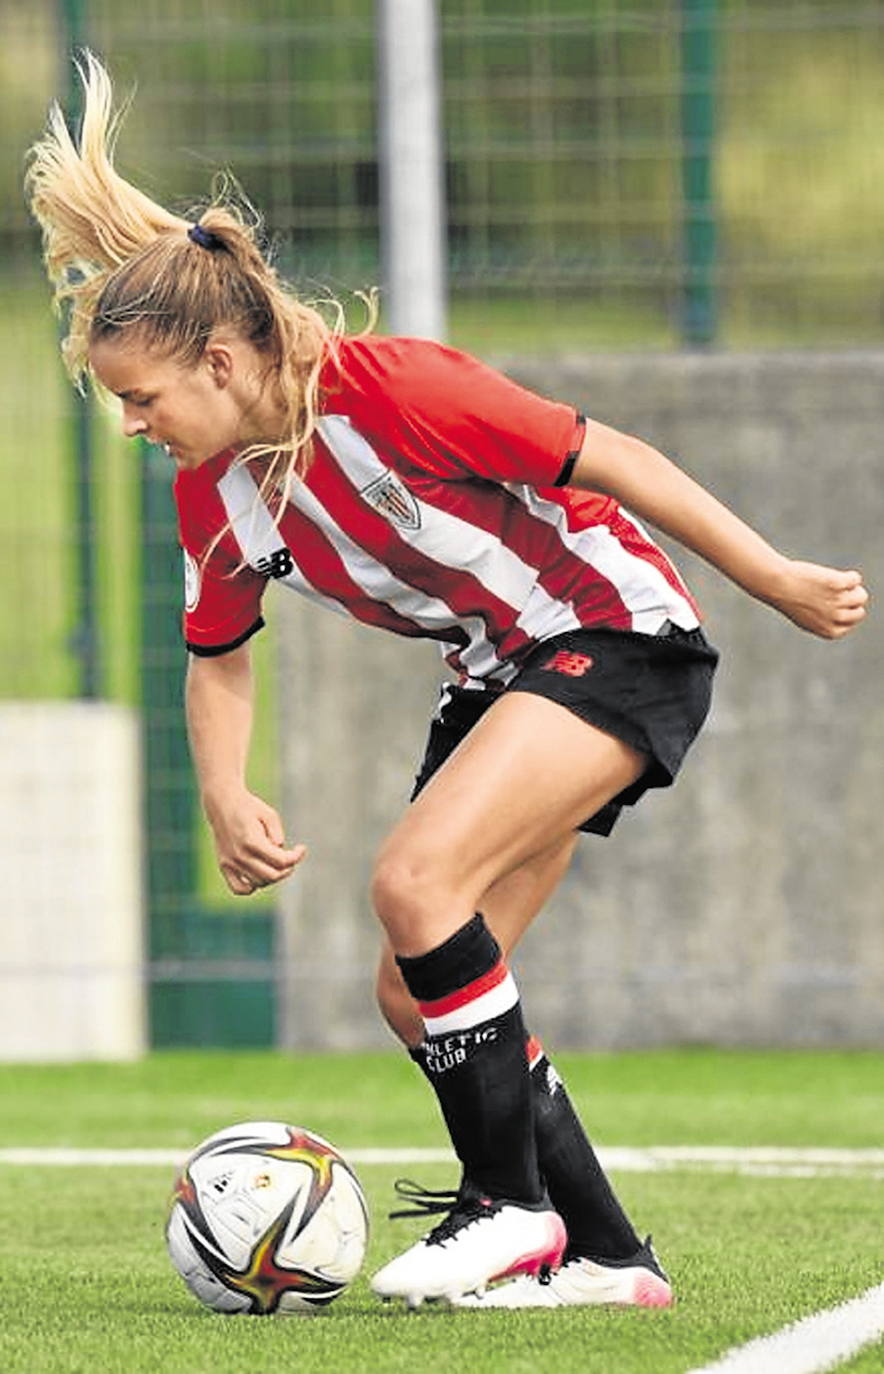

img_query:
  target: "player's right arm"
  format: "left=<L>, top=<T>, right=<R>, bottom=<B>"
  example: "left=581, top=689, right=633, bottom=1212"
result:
left=572, top=420, right=869, bottom=640
left=185, top=644, right=306, bottom=895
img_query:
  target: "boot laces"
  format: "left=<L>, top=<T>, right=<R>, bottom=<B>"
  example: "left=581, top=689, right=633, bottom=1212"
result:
left=388, top=1178, right=461, bottom=1220
left=388, top=1178, right=499, bottom=1246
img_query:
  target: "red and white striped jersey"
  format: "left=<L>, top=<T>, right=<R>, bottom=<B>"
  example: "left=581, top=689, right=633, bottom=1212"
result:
left=175, top=335, right=700, bottom=687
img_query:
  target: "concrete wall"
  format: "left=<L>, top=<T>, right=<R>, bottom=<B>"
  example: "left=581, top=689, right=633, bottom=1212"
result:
left=0, top=703, right=146, bottom=1060
left=276, top=352, right=884, bottom=1050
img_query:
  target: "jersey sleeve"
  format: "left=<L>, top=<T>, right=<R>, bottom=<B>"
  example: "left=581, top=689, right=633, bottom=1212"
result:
left=336, top=337, right=585, bottom=487
left=174, top=471, right=268, bottom=656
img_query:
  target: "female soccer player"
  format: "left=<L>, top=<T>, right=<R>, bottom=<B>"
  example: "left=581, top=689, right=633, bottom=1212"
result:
left=26, top=55, right=868, bottom=1310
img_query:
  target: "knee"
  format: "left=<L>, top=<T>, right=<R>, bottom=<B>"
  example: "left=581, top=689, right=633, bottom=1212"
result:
left=370, top=840, right=452, bottom=944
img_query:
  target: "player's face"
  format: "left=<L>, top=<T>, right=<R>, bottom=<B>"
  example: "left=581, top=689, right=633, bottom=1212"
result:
left=89, top=335, right=256, bottom=470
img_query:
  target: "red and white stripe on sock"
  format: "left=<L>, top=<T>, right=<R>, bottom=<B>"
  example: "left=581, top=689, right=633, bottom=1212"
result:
left=418, top=956, right=519, bottom=1036
left=526, top=1034, right=544, bottom=1071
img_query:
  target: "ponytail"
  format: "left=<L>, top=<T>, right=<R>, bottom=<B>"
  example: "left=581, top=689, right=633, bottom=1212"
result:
left=25, top=52, right=186, bottom=384
left=24, top=52, right=359, bottom=488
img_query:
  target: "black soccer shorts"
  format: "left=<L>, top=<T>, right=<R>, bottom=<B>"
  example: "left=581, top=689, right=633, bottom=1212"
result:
left=410, top=623, right=719, bottom=835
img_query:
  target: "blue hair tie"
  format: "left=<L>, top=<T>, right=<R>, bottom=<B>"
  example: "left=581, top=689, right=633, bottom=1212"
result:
left=188, top=222, right=219, bottom=250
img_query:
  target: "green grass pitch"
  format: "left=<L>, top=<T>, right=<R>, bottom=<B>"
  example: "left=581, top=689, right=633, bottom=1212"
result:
left=0, top=1049, right=881, bottom=1374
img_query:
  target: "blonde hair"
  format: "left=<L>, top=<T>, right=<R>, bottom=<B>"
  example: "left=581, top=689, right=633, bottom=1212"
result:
left=25, top=51, right=360, bottom=491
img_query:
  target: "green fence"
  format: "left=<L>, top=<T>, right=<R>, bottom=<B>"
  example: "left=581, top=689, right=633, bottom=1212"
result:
left=2, top=0, right=882, bottom=1047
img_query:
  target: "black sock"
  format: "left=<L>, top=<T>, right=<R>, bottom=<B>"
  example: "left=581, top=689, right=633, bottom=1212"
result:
left=397, top=914, right=543, bottom=1204
left=528, top=1041, right=641, bottom=1261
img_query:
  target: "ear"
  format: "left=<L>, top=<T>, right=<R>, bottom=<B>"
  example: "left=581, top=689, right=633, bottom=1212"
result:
left=203, top=342, right=235, bottom=389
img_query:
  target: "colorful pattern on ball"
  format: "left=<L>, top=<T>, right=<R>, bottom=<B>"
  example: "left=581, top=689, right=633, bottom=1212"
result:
left=166, top=1122, right=369, bottom=1315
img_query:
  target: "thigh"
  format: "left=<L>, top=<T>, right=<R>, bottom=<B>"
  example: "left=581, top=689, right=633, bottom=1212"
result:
left=480, top=829, right=579, bottom=951
left=374, top=691, right=645, bottom=950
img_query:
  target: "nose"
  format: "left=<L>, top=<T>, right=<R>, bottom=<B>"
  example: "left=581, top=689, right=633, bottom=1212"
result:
left=121, top=403, right=147, bottom=439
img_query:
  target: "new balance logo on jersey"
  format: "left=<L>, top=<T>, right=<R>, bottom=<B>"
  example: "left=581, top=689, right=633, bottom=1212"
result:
left=360, top=470, right=422, bottom=530
left=254, top=548, right=294, bottom=579
left=542, top=649, right=593, bottom=677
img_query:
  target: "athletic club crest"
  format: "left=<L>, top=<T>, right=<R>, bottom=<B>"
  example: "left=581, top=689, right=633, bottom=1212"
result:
left=360, top=470, right=421, bottom=531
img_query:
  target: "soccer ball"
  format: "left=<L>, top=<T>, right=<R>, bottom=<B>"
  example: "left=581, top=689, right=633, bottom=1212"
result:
left=166, top=1121, right=369, bottom=1315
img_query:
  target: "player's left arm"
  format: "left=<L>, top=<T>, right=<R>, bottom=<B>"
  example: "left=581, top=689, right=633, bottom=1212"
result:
left=572, top=418, right=869, bottom=640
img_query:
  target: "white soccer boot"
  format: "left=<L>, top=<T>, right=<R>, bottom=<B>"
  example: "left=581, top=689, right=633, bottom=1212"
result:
left=451, top=1236, right=673, bottom=1309
left=371, top=1184, right=566, bottom=1309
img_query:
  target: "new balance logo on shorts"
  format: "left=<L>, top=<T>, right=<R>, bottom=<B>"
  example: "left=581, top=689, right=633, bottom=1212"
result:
left=542, top=649, right=594, bottom=677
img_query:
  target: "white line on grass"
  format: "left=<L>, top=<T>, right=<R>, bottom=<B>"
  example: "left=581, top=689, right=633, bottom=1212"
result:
left=0, top=1146, right=454, bottom=1167
left=0, top=1145, right=883, bottom=1177
left=686, top=1281, right=884, bottom=1374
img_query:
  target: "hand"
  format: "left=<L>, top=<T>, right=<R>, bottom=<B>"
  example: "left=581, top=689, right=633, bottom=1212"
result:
left=767, top=561, right=869, bottom=639
left=205, top=788, right=307, bottom=896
